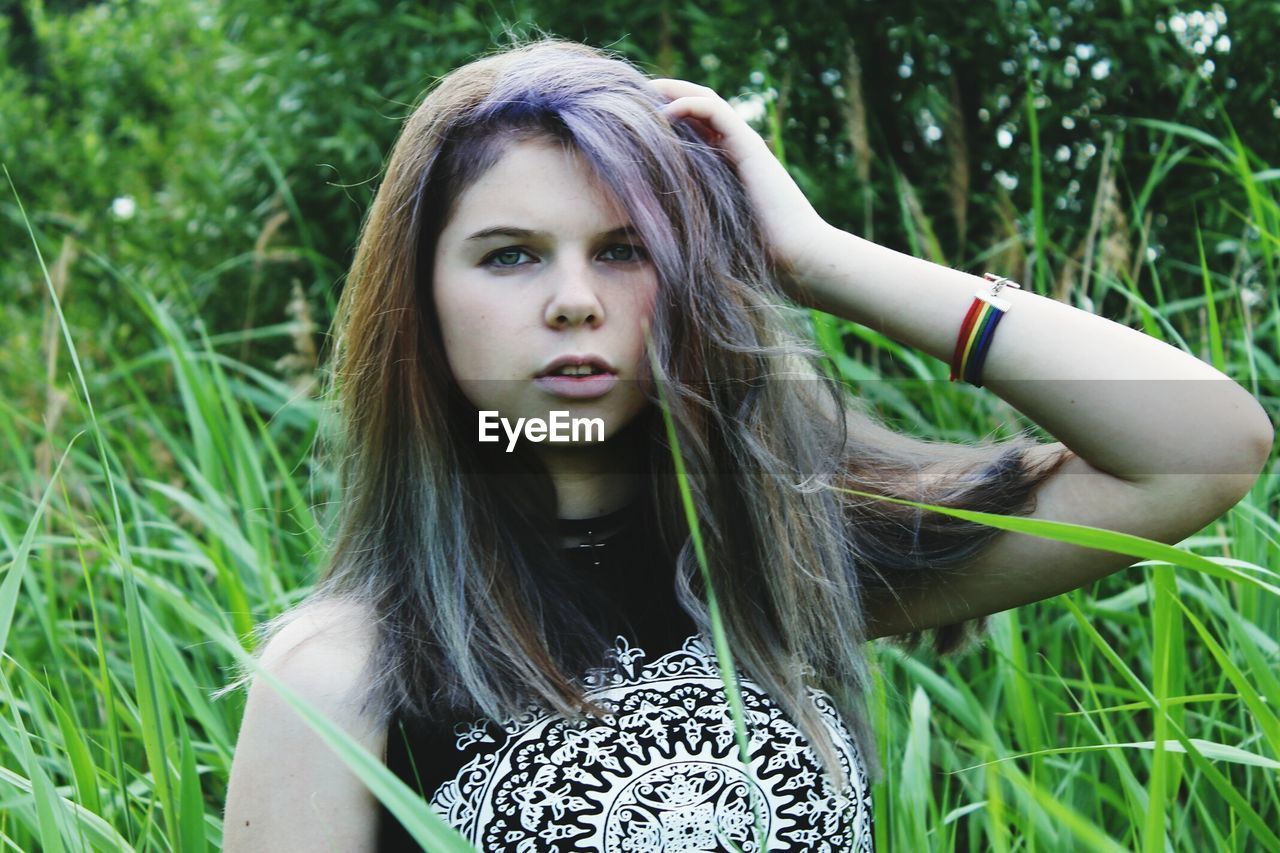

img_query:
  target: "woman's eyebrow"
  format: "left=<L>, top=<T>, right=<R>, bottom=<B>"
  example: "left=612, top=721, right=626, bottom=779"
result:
left=463, top=224, right=640, bottom=242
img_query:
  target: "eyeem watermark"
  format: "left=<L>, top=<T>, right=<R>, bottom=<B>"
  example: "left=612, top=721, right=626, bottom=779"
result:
left=479, top=410, right=605, bottom=452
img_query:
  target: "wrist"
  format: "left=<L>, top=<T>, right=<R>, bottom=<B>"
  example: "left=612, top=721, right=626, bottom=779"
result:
left=777, top=222, right=853, bottom=311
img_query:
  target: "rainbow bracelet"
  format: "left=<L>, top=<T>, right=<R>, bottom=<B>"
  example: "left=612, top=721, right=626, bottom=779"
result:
left=949, top=273, right=1021, bottom=387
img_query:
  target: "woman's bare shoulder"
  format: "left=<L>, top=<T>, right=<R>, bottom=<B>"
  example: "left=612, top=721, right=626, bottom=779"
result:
left=257, top=597, right=381, bottom=690
left=223, top=596, right=385, bottom=852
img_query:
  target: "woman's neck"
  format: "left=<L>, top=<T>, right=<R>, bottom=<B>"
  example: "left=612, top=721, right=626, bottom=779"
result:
left=546, top=468, right=643, bottom=549
left=532, top=420, right=648, bottom=521
left=546, top=465, right=645, bottom=520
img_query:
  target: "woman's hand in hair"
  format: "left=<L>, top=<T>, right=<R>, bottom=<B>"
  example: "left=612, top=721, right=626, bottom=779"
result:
left=649, top=76, right=835, bottom=293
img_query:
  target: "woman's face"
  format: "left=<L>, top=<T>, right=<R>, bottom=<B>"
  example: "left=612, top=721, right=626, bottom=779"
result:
left=431, top=137, right=660, bottom=450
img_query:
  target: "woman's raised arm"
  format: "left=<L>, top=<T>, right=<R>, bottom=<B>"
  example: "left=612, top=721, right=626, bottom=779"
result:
left=652, top=78, right=1273, bottom=633
left=792, top=226, right=1272, bottom=637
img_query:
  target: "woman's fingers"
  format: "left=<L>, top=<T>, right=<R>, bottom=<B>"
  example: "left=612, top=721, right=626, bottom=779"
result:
left=660, top=95, right=720, bottom=121
left=648, top=78, right=747, bottom=147
left=650, top=79, right=727, bottom=119
left=649, top=77, right=718, bottom=97
left=643, top=74, right=828, bottom=291
left=659, top=96, right=726, bottom=143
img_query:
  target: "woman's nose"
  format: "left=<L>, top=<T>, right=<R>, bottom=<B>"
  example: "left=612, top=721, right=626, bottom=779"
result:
left=545, top=259, right=605, bottom=328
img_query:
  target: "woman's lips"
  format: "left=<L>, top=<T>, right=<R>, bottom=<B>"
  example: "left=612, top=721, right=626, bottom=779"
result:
left=533, top=372, right=618, bottom=399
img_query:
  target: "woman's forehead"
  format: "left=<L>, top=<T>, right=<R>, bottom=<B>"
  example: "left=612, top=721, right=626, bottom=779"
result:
left=443, top=139, right=632, bottom=238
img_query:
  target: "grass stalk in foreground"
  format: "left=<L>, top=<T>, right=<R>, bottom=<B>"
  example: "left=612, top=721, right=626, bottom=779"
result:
left=643, top=320, right=768, bottom=852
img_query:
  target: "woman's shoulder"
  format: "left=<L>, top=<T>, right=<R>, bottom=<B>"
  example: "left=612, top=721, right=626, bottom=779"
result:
left=254, top=596, right=381, bottom=709
left=259, top=595, right=380, bottom=662
left=223, top=596, right=385, bottom=851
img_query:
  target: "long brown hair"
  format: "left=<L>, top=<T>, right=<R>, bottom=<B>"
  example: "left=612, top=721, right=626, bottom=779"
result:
left=255, top=34, right=1072, bottom=789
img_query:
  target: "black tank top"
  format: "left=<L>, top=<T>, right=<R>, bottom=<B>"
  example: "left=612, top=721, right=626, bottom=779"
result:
left=376, top=502, right=875, bottom=851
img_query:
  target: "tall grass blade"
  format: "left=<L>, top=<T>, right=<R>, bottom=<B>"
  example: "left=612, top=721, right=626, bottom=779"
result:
left=642, top=321, right=767, bottom=850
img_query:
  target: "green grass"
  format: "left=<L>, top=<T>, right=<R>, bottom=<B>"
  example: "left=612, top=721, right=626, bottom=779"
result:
left=1, top=89, right=1277, bottom=853
left=644, top=319, right=767, bottom=852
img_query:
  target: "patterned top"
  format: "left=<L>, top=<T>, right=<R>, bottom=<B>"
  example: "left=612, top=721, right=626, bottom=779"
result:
left=377, top=506, right=875, bottom=851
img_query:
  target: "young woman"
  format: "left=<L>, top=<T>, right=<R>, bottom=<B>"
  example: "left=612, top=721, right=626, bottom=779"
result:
left=222, top=36, right=1273, bottom=851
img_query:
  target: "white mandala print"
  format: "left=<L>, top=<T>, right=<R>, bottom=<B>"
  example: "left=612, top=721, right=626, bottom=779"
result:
left=429, top=634, right=875, bottom=851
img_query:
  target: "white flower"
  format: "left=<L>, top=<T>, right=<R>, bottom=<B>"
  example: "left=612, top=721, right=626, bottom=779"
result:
left=111, top=196, right=136, bottom=220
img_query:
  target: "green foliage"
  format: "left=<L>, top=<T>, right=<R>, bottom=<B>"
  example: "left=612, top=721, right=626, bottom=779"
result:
left=1, top=0, right=1277, bottom=849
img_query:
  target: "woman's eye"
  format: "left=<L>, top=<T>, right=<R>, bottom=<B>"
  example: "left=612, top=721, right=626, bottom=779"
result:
left=603, top=243, right=648, bottom=262
left=482, top=244, right=648, bottom=269
left=484, top=248, right=533, bottom=268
